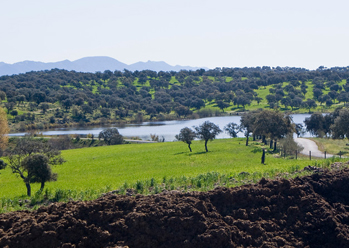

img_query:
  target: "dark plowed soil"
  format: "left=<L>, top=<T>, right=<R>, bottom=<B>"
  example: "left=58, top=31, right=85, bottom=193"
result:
left=2, top=169, right=349, bottom=248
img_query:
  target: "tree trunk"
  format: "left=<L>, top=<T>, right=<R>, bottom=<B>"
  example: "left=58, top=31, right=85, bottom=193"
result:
left=245, top=134, right=249, bottom=146
left=262, top=135, right=266, bottom=143
left=270, top=140, right=273, bottom=149
left=253, top=134, right=256, bottom=141
left=40, top=181, right=45, bottom=191
left=261, top=149, right=265, bottom=164
left=26, top=182, right=31, bottom=197
left=188, top=143, right=192, bottom=152
left=205, top=140, right=208, bottom=152
left=274, top=139, right=277, bottom=151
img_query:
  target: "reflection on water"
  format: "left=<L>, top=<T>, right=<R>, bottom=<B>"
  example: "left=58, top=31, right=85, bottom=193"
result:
left=9, top=114, right=312, bottom=141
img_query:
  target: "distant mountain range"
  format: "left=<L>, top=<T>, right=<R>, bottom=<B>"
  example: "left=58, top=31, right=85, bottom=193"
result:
left=0, top=56, right=207, bottom=76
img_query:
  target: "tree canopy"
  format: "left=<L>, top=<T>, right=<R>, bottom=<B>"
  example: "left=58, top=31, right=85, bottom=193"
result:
left=6, top=137, right=65, bottom=196
left=224, top=122, right=240, bottom=138
left=253, top=110, right=294, bottom=150
left=98, top=128, right=124, bottom=145
left=194, top=121, right=222, bottom=152
left=175, top=127, right=196, bottom=152
left=331, top=108, right=349, bottom=139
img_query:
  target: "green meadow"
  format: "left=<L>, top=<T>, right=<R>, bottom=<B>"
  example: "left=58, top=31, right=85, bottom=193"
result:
left=0, top=138, right=335, bottom=199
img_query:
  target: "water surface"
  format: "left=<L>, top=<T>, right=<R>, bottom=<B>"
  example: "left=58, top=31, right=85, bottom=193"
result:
left=10, top=114, right=312, bottom=141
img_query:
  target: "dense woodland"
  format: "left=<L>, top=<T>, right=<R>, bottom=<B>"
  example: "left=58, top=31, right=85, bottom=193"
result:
left=1, top=66, right=349, bottom=132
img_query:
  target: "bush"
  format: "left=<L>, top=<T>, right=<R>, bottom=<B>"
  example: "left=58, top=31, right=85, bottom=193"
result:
left=98, top=128, right=124, bottom=145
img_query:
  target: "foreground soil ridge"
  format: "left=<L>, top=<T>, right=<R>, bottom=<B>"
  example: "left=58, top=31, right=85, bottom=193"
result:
left=1, top=168, right=349, bottom=248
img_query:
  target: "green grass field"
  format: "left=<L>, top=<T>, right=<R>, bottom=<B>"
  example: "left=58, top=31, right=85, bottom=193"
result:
left=0, top=138, right=334, bottom=199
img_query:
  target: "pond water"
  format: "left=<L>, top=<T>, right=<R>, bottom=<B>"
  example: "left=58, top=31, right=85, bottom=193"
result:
left=9, top=114, right=312, bottom=141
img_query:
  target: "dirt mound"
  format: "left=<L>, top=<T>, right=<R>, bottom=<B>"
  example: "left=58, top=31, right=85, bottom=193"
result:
left=2, top=169, right=349, bottom=248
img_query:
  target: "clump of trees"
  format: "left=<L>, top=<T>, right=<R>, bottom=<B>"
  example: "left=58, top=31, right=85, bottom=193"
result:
left=176, top=121, right=222, bottom=152
left=304, top=107, right=349, bottom=139
left=237, top=109, right=295, bottom=150
left=331, top=108, right=349, bottom=139
left=253, top=110, right=295, bottom=151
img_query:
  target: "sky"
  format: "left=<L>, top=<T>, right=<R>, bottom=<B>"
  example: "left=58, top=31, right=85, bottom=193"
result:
left=1, top=0, right=349, bottom=69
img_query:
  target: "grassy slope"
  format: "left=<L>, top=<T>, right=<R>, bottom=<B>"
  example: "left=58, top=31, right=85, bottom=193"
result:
left=0, top=138, right=326, bottom=198
left=309, top=137, right=349, bottom=155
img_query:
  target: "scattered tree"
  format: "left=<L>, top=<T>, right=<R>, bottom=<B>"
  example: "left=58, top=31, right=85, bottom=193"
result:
left=175, top=127, right=196, bottom=152
left=224, top=122, right=240, bottom=138
left=98, top=128, right=124, bottom=145
left=7, top=137, right=65, bottom=196
left=38, top=102, right=50, bottom=114
left=22, top=154, right=57, bottom=191
left=216, top=100, right=230, bottom=112
left=302, top=99, right=317, bottom=113
left=240, top=110, right=259, bottom=146
left=194, top=121, right=222, bottom=152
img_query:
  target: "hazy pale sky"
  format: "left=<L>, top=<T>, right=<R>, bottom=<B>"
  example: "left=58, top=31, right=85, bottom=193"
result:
left=1, top=0, right=349, bottom=69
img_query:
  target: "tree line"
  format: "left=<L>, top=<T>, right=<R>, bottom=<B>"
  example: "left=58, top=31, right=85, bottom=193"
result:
left=304, top=106, right=349, bottom=138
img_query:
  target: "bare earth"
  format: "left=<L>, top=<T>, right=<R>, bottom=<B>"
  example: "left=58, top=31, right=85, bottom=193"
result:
left=1, top=166, right=349, bottom=247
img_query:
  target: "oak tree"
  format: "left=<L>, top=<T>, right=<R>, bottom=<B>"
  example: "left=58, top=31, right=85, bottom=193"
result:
left=175, top=127, right=196, bottom=152
left=194, top=121, right=222, bottom=152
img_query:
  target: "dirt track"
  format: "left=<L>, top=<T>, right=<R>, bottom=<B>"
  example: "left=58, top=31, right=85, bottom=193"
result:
left=1, top=168, right=349, bottom=248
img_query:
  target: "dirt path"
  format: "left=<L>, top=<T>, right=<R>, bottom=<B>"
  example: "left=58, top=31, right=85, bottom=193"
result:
left=294, top=137, right=333, bottom=158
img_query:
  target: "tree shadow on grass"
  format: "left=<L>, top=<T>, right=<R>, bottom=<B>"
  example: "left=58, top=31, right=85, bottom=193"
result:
left=188, top=151, right=208, bottom=156
left=173, top=152, right=187, bottom=155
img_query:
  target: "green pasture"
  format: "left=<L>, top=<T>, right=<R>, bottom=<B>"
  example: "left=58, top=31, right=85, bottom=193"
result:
left=0, top=138, right=331, bottom=199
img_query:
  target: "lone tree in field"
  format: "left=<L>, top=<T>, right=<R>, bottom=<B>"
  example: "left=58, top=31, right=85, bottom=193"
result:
left=22, top=154, right=57, bottom=191
left=98, top=128, right=124, bottom=145
left=7, top=137, right=65, bottom=196
left=176, top=127, right=196, bottom=152
left=224, top=122, right=240, bottom=138
left=194, top=121, right=222, bottom=152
